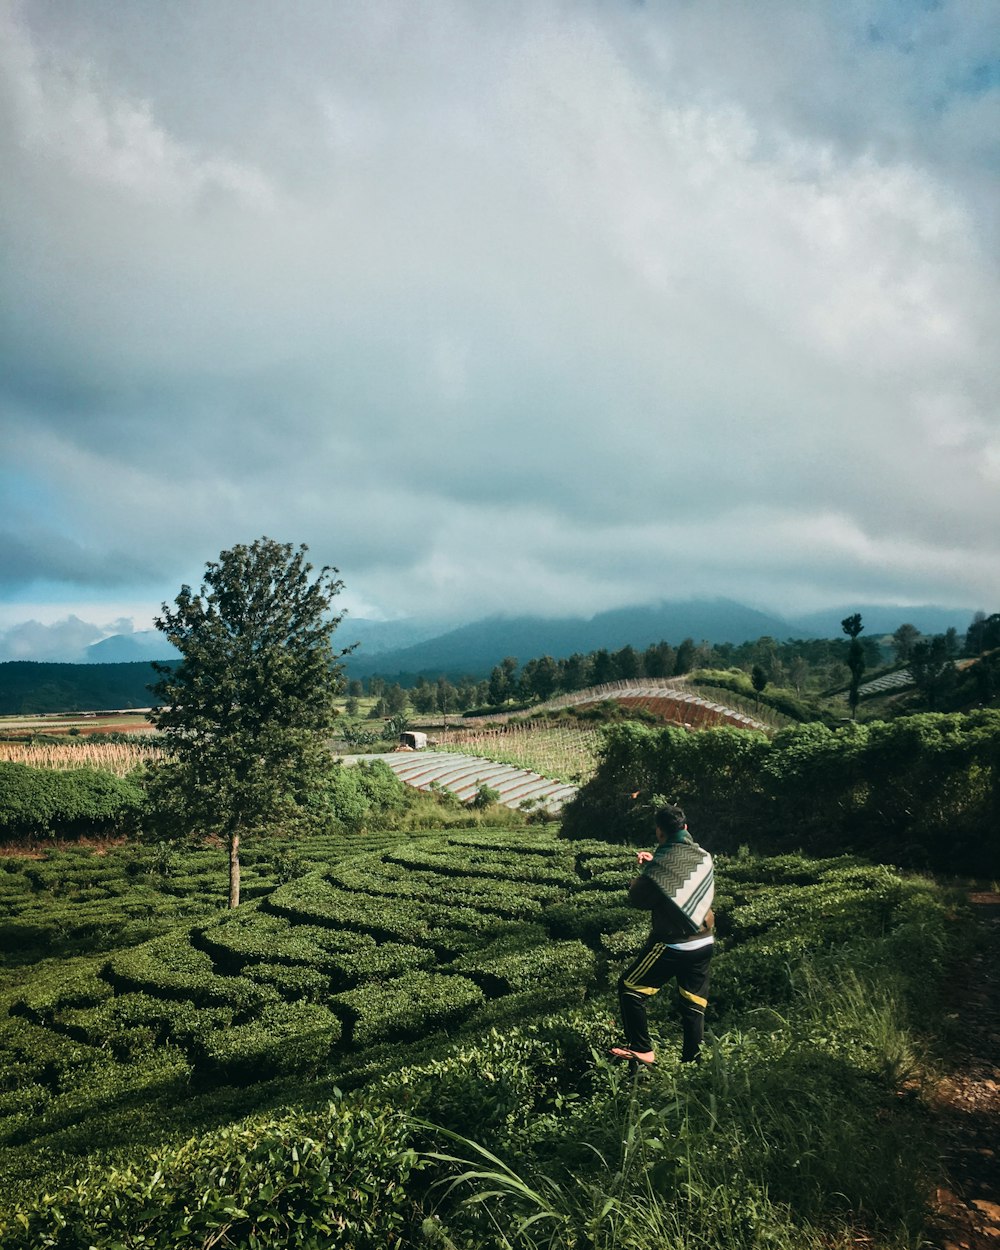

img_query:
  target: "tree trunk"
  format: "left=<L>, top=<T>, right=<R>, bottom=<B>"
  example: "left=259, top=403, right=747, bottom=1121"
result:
left=229, top=832, right=241, bottom=909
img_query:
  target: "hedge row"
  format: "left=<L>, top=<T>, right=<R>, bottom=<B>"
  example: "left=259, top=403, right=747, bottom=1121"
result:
left=384, top=846, right=573, bottom=884
left=326, top=857, right=563, bottom=920
left=450, top=937, right=596, bottom=997
left=562, top=710, right=1000, bottom=873
left=105, top=935, right=276, bottom=1015
left=2, top=1095, right=421, bottom=1250
left=334, top=970, right=485, bottom=1046
left=265, top=873, right=490, bottom=948
left=195, top=1000, right=342, bottom=1083
left=0, top=762, right=145, bottom=840
left=0, top=828, right=951, bottom=1211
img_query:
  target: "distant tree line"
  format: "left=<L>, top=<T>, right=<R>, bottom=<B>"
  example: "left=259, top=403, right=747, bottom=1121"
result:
left=355, top=609, right=998, bottom=719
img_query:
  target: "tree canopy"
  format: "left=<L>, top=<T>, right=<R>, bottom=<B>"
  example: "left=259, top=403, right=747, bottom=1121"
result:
left=150, top=537, right=348, bottom=907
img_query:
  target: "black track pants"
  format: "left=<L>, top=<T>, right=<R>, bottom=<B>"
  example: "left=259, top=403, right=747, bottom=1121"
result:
left=617, top=938, right=712, bottom=1062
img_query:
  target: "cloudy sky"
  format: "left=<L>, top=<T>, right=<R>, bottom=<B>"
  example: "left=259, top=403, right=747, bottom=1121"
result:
left=1, top=0, right=998, bottom=661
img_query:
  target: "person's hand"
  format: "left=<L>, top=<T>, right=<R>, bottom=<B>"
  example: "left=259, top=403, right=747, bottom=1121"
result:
left=636, top=850, right=653, bottom=864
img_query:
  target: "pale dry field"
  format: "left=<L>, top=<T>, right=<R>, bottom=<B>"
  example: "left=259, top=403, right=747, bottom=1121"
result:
left=0, top=739, right=160, bottom=775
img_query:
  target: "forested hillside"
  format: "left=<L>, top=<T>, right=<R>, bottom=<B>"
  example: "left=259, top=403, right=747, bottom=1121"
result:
left=0, top=662, right=166, bottom=715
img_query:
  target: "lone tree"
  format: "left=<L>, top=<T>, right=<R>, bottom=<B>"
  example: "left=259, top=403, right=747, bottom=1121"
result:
left=150, top=537, right=349, bottom=908
left=750, top=663, right=769, bottom=708
left=891, top=622, right=920, bottom=664
left=841, top=612, right=866, bottom=718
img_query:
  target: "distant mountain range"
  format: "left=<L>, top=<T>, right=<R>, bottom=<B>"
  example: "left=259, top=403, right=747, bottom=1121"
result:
left=343, top=599, right=977, bottom=680
left=0, top=598, right=977, bottom=712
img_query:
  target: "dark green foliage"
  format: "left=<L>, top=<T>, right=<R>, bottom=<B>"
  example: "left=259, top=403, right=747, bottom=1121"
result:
left=3, top=1096, right=420, bottom=1250
left=243, top=962, right=331, bottom=1001
left=0, top=661, right=165, bottom=716
left=0, top=762, right=145, bottom=840
left=196, top=1001, right=342, bottom=1082
left=335, top=971, right=485, bottom=1046
left=562, top=711, right=1000, bottom=874
left=105, top=935, right=275, bottom=1013
left=0, top=822, right=963, bottom=1246
left=450, top=938, right=595, bottom=998
left=326, top=759, right=410, bottom=830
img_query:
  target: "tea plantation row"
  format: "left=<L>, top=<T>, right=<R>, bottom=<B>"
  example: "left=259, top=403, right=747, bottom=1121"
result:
left=0, top=824, right=944, bottom=1218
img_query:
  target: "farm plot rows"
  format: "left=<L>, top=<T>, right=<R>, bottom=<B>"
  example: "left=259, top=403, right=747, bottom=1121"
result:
left=437, top=722, right=601, bottom=784
left=343, top=751, right=579, bottom=813
left=0, top=739, right=160, bottom=776
left=533, top=680, right=779, bottom=730
left=0, top=825, right=930, bottom=1198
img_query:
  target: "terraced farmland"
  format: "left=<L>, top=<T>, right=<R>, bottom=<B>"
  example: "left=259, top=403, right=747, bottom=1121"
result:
left=533, top=679, right=778, bottom=730
left=340, top=750, right=580, bottom=813
left=438, top=722, right=600, bottom=783
left=1, top=829, right=926, bottom=1154
left=0, top=820, right=956, bottom=1250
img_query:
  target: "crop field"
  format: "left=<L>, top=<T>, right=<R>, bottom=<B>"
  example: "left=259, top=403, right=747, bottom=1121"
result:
left=0, top=739, right=160, bottom=775
left=438, top=721, right=602, bottom=783
left=0, top=713, right=157, bottom=738
left=0, top=822, right=942, bottom=1224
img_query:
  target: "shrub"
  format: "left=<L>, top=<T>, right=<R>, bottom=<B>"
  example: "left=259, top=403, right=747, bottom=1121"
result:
left=196, top=1001, right=342, bottom=1082
left=0, top=762, right=145, bottom=841
left=105, top=934, right=275, bottom=1015
left=562, top=711, right=1000, bottom=873
left=1, top=1094, right=420, bottom=1250
left=451, top=939, right=596, bottom=999
left=335, top=971, right=485, bottom=1047
left=242, top=962, right=331, bottom=1001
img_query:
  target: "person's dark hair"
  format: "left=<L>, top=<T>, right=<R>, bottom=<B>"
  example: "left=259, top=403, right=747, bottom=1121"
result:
left=655, top=804, right=687, bottom=835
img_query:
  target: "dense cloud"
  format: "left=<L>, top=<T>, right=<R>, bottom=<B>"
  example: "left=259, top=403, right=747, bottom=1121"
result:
left=1, top=0, right=998, bottom=636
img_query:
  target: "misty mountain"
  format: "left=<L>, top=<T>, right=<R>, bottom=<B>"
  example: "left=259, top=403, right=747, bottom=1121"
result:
left=337, top=616, right=456, bottom=657
left=345, top=599, right=806, bottom=679
left=76, top=617, right=447, bottom=665
left=84, top=632, right=179, bottom=664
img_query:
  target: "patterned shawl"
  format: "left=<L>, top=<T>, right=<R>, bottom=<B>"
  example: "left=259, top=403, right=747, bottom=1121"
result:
left=641, top=833, right=714, bottom=932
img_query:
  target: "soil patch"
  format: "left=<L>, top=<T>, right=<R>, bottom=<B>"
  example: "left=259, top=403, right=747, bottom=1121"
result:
left=928, top=891, right=1000, bottom=1249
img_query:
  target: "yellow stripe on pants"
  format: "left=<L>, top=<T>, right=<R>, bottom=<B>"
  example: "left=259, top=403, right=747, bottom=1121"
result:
left=623, top=944, right=666, bottom=995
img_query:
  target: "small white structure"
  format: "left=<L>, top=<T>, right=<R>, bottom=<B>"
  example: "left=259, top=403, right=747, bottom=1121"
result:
left=397, top=730, right=428, bottom=751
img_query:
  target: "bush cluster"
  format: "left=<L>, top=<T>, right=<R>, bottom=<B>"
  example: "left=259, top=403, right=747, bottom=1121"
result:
left=0, top=761, right=145, bottom=840
left=3, top=1096, right=421, bottom=1249
left=562, top=710, right=1000, bottom=874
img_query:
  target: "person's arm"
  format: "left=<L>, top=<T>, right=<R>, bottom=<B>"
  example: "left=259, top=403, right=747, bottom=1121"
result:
left=627, top=873, right=661, bottom=911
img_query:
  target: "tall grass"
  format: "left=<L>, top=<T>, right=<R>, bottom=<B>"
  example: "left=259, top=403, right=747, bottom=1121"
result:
left=0, top=740, right=159, bottom=776
left=419, top=944, right=940, bottom=1250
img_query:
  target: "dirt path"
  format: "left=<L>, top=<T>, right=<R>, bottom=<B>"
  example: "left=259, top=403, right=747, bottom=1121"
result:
left=928, top=891, right=1000, bottom=1250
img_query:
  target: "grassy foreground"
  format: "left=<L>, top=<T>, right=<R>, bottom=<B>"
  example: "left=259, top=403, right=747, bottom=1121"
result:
left=0, top=827, right=962, bottom=1249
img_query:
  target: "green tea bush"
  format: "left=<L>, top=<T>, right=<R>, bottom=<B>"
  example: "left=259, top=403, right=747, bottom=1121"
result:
left=196, top=1001, right=342, bottom=1082
left=242, top=961, right=331, bottom=1000
left=0, top=1015, right=103, bottom=1086
left=2, top=1094, right=421, bottom=1250
left=0, top=762, right=145, bottom=840
left=327, top=856, right=565, bottom=916
left=8, top=965, right=112, bottom=1023
left=63, top=993, right=234, bottom=1052
left=266, top=873, right=488, bottom=944
left=451, top=939, right=595, bottom=998
left=105, top=935, right=275, bottom=1014
left=335, top=971, right=485, bottom=1046
left=386, top=846, right=573, bottom=884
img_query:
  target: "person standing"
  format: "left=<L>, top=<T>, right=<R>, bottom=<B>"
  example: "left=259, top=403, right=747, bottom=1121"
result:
left=610, top=803, right=715, bottom=1065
